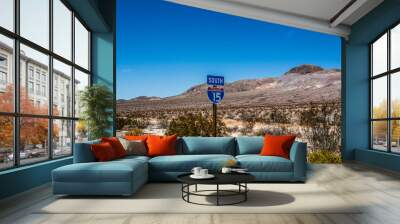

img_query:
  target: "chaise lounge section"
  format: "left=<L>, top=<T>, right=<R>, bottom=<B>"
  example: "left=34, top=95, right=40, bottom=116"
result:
left=52, top=136, right=307, bottom=196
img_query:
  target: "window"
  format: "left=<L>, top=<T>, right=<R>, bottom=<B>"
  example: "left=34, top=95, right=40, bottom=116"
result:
left=53, top=0, right=72, bottom=60
left=53, top=59, right=72, bottom=117
left=0, top=0, right=91, bottom=170
left=74, top=69, right=89, bottom=118
left=0, top=0, right=14, bottom=31
left=20, top=0, right=49, bottom=48
left=28, top=67, right=34, bottom=80
left=0, top=55, right=7, bottom=67
left=370, top=23, right=400, bottom=153
left=0, top=116, right=13, bottom=170
left=0, top=71, right=6, bottom=84
left=35, top=70, right=40, bottom=81
left=42, top=85, right=46, bottom=97
left=53, top=119, right=72, bottom=158
left=28, top=81, right=34, bottom=94
left=74, top=18, right=90, bottom=70
left=0, top=34, right=13, bottom=113
left=35, top=84, right=40, bottom=95
left=19, top=117, right=49, bottom=165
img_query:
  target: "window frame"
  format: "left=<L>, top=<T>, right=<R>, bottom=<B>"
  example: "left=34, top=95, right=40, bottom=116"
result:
left=370, top=21, right=400, bottom=154
left=0, top=0, right=92, bottom=171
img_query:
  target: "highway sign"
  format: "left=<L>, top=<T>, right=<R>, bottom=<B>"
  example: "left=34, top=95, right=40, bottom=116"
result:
left=207, top=75, right=224, bottom=86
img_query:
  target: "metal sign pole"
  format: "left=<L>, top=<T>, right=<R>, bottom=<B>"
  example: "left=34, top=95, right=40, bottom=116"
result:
left=207, top=75, right=224, bottom=137
left=213, top=103, right=217, bottom=137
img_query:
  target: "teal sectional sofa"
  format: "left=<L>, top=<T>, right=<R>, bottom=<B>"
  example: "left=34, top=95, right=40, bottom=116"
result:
left=52, top=137, right=307, bottom=196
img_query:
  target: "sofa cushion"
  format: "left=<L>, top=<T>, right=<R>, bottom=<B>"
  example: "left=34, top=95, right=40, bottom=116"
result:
left=149, top=154, right=235, bottom=172
left=180, top=137, right=235, bottom=155
left=236, top=136, right=263, bottom=155
left=260, top=135, right=296, bottom=159
left=101, top=137, right=127, bottom=158
left=236, top=155, right=293, bottom=172
left=147, top=135, right=177, bottom=157
left=91, top=142, right=118, bottom=161
left=119, top=138, right=147, bottom=156
left=53, top=158, right=147, bottom=183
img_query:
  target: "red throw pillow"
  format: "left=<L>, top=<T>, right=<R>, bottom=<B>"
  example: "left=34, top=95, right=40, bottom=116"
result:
left=101, top=137, right=127, bottom=158
left=146, top=135, right=177, bottom=157
left=260, top=135, right=296, bottom=159
left=91, top=142, right=117, bottom=161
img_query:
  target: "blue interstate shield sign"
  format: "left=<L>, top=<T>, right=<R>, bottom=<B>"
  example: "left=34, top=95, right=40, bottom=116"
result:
left=207, top=88, right=224, bottom=104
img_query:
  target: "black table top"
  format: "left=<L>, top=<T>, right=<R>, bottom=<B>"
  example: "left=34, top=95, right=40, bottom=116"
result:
left=177, top=172, right=255, bottom=185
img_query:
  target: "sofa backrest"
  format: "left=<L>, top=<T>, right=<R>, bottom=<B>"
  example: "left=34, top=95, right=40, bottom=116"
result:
left=179, top=137, right=236, bottom=155
left=73, top=139, right=100, bottom=163
left=235, top=136, right=264, bottom=155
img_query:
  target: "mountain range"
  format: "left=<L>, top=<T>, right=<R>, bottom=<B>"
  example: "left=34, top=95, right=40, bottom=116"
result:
left=117, top=64, right=341, bottom=112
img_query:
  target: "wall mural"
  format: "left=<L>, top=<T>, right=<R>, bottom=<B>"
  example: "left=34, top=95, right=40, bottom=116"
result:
left=116, top=1, right=342, bottom=163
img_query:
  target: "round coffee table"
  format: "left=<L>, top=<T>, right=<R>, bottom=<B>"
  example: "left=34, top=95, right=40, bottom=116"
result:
left=177, top=173, right=255, bottom=206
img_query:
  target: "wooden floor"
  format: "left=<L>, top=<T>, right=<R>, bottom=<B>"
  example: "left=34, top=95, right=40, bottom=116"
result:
left=1, top=162, right=400, bottom=224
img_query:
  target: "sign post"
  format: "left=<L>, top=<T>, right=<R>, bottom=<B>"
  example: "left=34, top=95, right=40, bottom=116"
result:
left=207, top=75, right=224, bottom=137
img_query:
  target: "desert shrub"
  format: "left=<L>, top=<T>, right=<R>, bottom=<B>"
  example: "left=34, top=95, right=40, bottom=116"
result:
left=300, top=103, right=341, bottom=151
left=116, top=117, right=128, bottom=130
left=308, top=149, right=342, bottom=163
left=125, top=128, right=144, bottom=136
left=166, top=113, right=226, bottom=137
left=264, top=126, right=289, bottom=136
left=267, top=108, right=290, bottom=124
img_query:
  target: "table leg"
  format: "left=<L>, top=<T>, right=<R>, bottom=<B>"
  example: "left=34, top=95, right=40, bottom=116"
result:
left=217, top=184, right=219, bottom=206
left=245, top=183, right=247, bottom=201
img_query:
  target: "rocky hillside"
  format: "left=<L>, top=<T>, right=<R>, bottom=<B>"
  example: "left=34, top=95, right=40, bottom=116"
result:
left=117, top=64, right=341, bottom=112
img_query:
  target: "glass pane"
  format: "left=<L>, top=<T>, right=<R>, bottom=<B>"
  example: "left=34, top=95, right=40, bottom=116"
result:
left=53, top=119, right=72, bottom=157
left=0, top=116, right=13, bottom=170
left=53, top=59, right=72, bottom=117
left=0, top=34, right=14, bottom=112
left=372, top=33, right=387, bottom=76
left=391, top=24, right=400, bottom=70
left=372, top=121, right=388, bottom=151
left=74, top=18, right=89, bottom=70
left=53, top=0, right=72, bottom=60
left=20, top=44, right=49, bottom=115
left=0, top=0, right=14, bottom=31
left=20, top=0, right=49, bottom=49
left=372, top=76, right=387, bottom=119
left=75, top=120, right=88, bottom=143
left=20, top=117, right=49, bottom=165
left=391, top=72, right=400, bottom=118
left=74, top=69, right=89, bottom=118
left=391, top=120, right=400, bottom=153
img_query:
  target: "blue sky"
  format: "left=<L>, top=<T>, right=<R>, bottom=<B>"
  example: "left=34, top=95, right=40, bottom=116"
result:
left=117, top=0, right=341, bottom=100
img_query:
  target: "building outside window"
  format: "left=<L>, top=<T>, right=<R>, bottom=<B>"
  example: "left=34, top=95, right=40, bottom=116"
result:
left=0, top=0, right=92, bottom=170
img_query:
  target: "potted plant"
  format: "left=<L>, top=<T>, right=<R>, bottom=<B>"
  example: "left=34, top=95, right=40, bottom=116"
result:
left=79, top=84, right=113, bottom=140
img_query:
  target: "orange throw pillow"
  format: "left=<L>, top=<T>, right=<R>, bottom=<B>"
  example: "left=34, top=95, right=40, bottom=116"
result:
left=101, top=137, right=127, bottom=158
left=260, top=135, right=296, bottom=159
left=146, top=135, right=177, bottom=157
left=125, top=135, right=148, bottom=141
left=91, top=142, right=117, bottom=162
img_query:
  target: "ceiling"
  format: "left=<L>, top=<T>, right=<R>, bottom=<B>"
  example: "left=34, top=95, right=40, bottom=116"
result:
left=168, top=0, right=384, bottom=37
